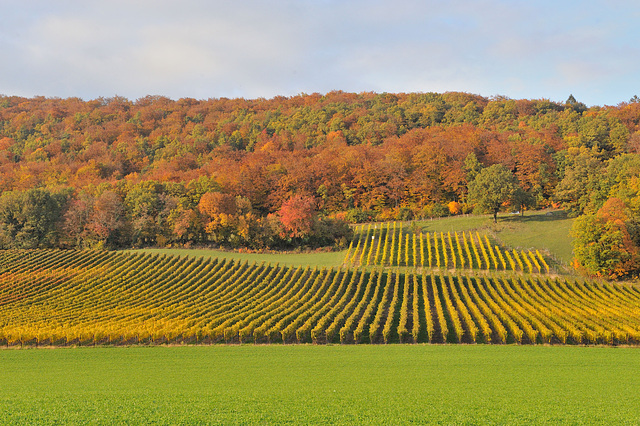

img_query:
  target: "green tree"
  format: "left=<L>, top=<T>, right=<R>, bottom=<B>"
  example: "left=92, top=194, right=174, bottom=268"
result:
left=124, top=182, right=164, bottom=246
left=565, top=94, right=587, bottom=114
left=0, top=188, right=67, bottom=249
left=606, top=153, right=640, bottom=216
left=571, top=198, right=639, bottom=279
left=467, top=164, right=518, bottom=223
left=512, top=187, right=536, bottom=215
left=553, top=149, right=608, bottom=216
left=464, top=152, right=483, bottom=183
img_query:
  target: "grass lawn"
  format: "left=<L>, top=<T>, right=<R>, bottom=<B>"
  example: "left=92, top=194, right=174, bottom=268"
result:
left=132, top=247, right=345, bottom=268
left=1, top=345, right=638, bottom=424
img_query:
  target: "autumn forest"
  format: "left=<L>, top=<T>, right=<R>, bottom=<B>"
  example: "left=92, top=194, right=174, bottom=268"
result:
left=0, top=91, right=639, bottom=278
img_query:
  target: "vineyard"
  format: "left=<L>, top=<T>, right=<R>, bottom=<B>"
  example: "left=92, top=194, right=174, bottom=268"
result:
left=343, top=222, right=551, bottom=273
left=1, top=249, right=640, bottom=346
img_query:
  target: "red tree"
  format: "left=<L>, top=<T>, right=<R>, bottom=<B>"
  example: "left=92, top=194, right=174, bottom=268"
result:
left=278, top=195, right=316, bottom=239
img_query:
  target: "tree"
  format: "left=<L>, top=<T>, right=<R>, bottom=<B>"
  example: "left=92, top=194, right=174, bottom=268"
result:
left=606, top=153, right=640, bottom=216
left=464, top=152, right=482, bottom=183
left=89, top=191, right=125, bottom=248
left=467, top=164, right=518, bottom=223
left=571, top=197, right=639, bottom=278
left=447, top=201, right=462, bottom=215
left=198, top=192, right=238, bottom=243
left=553, top=149, right=607, bottom=216
left=0, top=188, right=67, bottom=249
left=198, top=192, right=237, bottom=217
left=63, top=192, right=94, bottom=247
left=278, top=195, right=316, bottom=239
left=124, top=183, right=163, bottom=246
left=565, top=94, right=587, bottom=114
left=512, top=187, right=535, bottom=216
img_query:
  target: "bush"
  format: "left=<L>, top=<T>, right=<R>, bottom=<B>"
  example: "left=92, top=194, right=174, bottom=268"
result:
left=398, top=207, right=414, bottom=221
left=310, top=218, right=353, bottom=248
left=448, top=201, right=462, bottom=215
left=345, top=208, right=375, bottom=223
left=422, top=203, right=449, bottom=219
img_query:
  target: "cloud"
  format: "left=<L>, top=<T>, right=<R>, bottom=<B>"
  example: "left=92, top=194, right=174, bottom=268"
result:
left=1, top=0, right=639, bottom=105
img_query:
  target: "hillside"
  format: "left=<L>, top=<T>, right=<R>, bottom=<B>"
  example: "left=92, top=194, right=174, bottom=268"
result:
left=136, top=210, right=574, bottom=271
left=0, top=92, right=638, bottom=277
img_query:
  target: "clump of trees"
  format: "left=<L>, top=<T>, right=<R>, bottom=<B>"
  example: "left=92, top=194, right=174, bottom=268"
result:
left=0, top=184, right=352, bottom=251
left=572, top=198, right=640, bottom=279
left=0, top=188, right=68, bottom=249
left=564, top=153, right=640, bottom=279
left=0, top=92, right=638, bottom=272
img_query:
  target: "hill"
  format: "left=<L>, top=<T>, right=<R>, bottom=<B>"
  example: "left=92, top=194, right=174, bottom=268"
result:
left=0, top=91, right=638, bottom=278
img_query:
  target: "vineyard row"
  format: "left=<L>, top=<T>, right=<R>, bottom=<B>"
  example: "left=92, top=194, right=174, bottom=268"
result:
left=343, top=222, right=550, bottom=273
left=0, top=250, right=638, bottom=347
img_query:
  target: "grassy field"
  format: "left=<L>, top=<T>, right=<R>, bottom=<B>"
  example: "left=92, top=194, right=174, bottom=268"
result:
left=0, top=345, right=638, bottom=424
left=493, top=210, right=575, bottom=267
left=133, top=247, right=345, bottom=268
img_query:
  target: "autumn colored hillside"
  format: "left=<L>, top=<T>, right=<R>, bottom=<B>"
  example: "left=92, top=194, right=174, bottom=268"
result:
left=0, top=92, right=639, bottom=277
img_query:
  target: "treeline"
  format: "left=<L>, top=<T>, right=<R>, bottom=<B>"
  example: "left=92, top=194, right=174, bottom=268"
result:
left=0, top=92, right=639, bottom=274
left=0, top=186, right=351, bottom=250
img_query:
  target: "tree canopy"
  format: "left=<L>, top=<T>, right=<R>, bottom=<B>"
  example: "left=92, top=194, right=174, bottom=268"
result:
left=571, top=198, right=640, bottom=279
left=467, top=164, right=519, bottom=223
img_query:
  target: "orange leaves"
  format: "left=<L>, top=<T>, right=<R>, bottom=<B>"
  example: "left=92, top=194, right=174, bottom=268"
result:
left=597, top=197, right=628, bottom=223
left=198, top=192, right=237, bottom=218
left=447, top=201, right=462, bottom=215
left=198, top=192, right=239, bottom=238
left=278, top=195, right=316, bottom=239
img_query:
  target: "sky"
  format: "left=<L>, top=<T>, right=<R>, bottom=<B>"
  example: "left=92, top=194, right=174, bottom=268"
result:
left=1, top=0, right=639, bottom=106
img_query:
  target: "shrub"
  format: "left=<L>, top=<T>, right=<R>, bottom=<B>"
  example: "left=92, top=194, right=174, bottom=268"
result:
left=345, top=208, right=376, bottom=223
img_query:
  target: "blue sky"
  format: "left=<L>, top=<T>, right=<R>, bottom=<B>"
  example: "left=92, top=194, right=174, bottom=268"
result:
left=1, top=0, right=639, bottom=106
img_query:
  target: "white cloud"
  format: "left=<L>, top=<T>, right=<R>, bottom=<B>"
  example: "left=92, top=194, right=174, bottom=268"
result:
left=1, top=0, right=639, bottom=105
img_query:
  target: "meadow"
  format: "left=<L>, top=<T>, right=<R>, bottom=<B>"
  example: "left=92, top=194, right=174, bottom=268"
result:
left=137, top=246, right=345, bottom=269
left=0, top=345, right=638, bottom=424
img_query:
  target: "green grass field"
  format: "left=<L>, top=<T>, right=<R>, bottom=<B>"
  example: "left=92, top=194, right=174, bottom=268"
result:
left=1, top=345, right=638, bottom=424
left=133, top=247, right=345, bottom=268
left=493, top=210, right=575, bottom=267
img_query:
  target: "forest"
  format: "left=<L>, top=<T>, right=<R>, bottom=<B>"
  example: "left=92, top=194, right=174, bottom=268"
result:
left=0, top=91, right=638, bottom=279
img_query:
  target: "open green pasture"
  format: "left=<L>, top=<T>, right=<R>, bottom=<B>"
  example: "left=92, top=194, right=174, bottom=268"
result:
left=0, top=345, right=638, bottom=424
